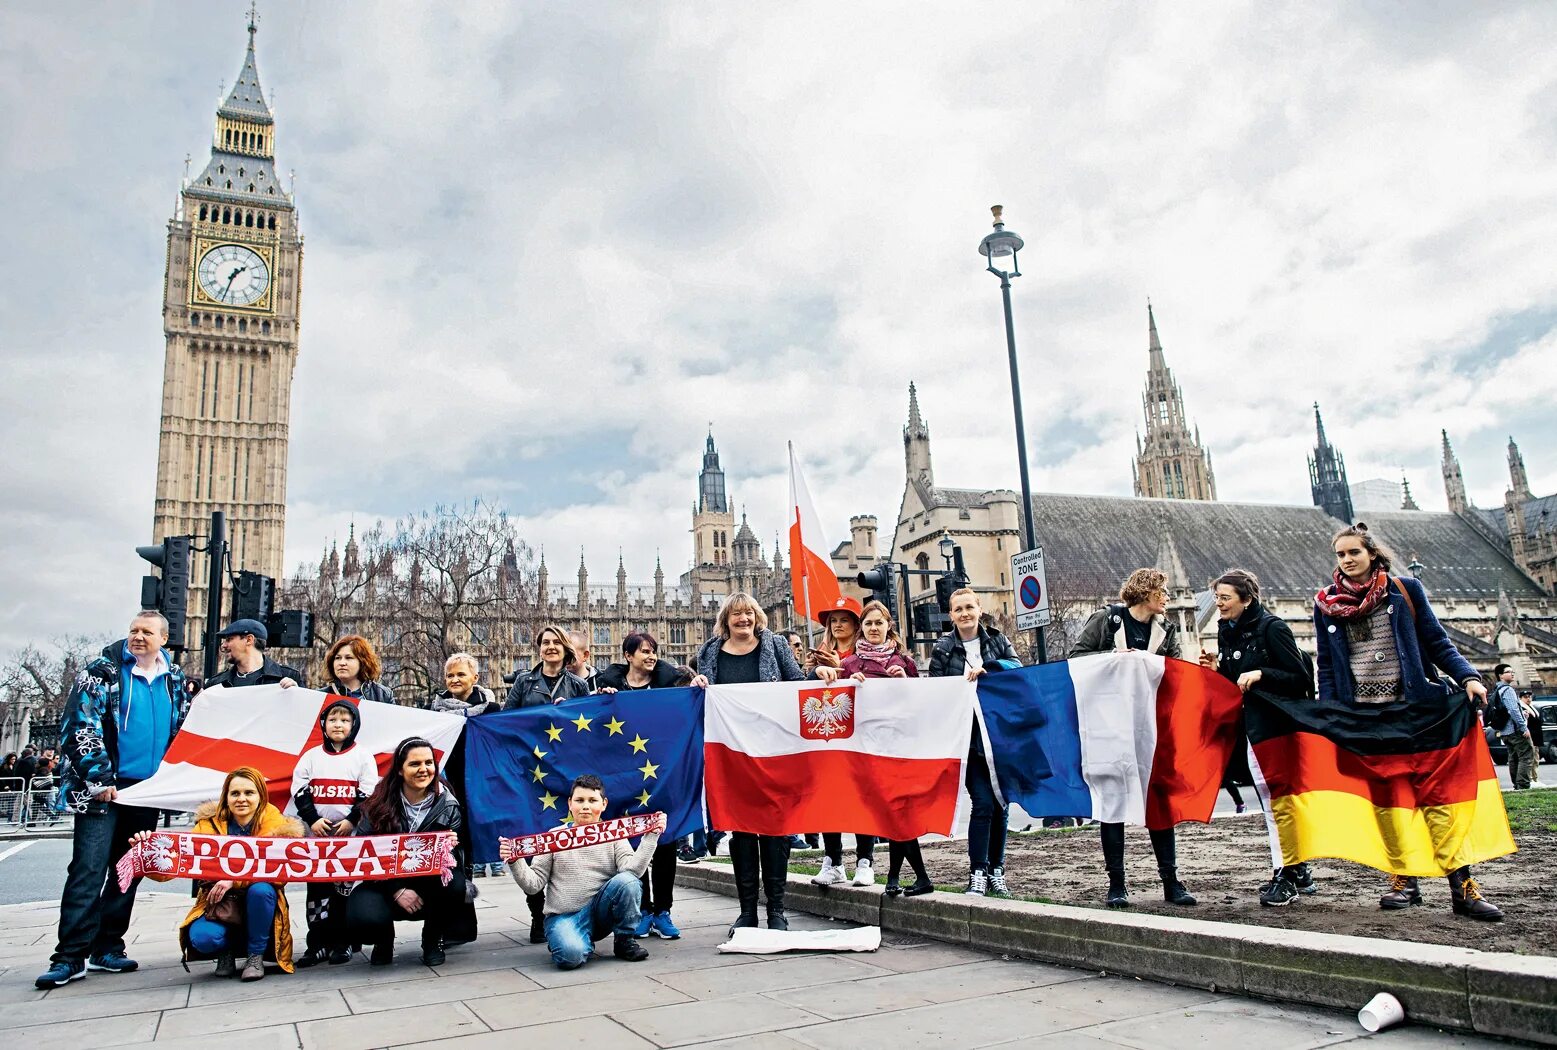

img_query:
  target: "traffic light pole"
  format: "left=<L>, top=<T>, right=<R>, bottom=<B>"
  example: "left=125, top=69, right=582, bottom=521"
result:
left=202, top=511, right=226, bottom=684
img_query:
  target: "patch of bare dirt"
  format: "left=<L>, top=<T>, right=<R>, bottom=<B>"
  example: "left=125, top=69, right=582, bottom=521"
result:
left=917, top=811, right=1556, bottom=956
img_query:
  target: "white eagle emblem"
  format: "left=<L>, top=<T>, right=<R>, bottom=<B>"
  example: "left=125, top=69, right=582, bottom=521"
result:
left=800, top=688, right=855, bottom=740
left=146, top=834, right=178, bottom=873
left=399, top=836, right=435, bottom=872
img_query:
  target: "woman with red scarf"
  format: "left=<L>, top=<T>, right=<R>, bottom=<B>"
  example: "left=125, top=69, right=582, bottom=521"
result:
left=1313, top=523, right=1499, bottom=920
left=840, top=601, right=933, bottom=897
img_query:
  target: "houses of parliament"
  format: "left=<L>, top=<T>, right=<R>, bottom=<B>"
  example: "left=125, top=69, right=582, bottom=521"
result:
left=151, top=19, right=1557, bottom=693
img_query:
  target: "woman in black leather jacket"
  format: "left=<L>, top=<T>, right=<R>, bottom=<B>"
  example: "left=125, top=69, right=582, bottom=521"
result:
left=345, top=738, right=468, bottom=968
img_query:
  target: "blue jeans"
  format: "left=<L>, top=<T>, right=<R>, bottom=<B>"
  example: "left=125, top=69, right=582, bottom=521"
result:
left=51, top=798, right=160, bottom=962
left=688, top=828, right=706, bottom=854
left=542, top=871, right=641, bottom=970
left=965, top=750, right=1008, bottom=871
left=188, top=883, right=278, bottom=958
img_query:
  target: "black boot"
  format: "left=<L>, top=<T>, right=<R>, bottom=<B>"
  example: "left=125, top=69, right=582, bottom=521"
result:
left=1448, top=866, right=1503, bottom=921
left=1101, top=823, right=1128, bottom=907
left=759, top=834, right=791, bottom=931
left=1149, top=828, right=1195, bottom=905
left=420, top=924, right=445, bottom=967
left=614, top=934, right=649, bottom=961
left=728, top=833, right=761, bottom=935
left=526, top=892, right=546, bottom=944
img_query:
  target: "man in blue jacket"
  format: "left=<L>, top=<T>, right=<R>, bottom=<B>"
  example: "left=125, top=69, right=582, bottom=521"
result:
left=1493, top=664, right=1537, bottom=790
left=35, top=611, right=186, bottom=988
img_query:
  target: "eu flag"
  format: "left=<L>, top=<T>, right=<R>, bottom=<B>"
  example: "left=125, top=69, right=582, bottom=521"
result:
left=463, top=688, right=705, bottom=864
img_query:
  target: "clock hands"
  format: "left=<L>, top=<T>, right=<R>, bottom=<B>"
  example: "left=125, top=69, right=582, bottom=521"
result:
left=220, top=264, right=249, bottom=303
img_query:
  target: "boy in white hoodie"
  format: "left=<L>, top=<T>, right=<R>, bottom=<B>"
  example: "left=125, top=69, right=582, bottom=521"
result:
left=291, top=698, right=379, bottom=966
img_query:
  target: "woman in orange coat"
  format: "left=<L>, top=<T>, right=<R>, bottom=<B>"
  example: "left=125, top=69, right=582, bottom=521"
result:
left=135, top=766, right=302, bottom=980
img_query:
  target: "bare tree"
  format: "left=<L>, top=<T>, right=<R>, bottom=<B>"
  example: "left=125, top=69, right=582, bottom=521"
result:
left=0, top=635, right=107, bottom=750
left=282, top=500, right=540, bottom=705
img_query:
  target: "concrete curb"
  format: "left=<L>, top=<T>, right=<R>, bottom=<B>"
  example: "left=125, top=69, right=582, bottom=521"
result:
left=676, top=863, right=1556, bottom=1046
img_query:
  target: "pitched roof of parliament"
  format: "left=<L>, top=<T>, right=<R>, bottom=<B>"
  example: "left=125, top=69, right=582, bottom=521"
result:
left=903, top=305, right=1551, bottom=606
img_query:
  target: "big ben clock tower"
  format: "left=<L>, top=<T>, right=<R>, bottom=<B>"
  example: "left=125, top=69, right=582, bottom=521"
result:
left=152, top=11, right=301, bottom=655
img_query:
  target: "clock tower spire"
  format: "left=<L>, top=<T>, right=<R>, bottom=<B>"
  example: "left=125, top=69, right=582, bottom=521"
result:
left=152, top=10, right=303, bottom=656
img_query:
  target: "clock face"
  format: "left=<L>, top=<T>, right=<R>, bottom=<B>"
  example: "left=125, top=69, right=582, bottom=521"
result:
left=196, top=244, right=271, bottom=307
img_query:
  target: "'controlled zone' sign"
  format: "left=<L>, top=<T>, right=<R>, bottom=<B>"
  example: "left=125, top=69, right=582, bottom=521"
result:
left=1011, top=547, right=1052, bottom=630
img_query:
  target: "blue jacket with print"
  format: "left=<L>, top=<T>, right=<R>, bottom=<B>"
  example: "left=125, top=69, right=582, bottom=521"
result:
left=54, top=640, right=187, bottom=813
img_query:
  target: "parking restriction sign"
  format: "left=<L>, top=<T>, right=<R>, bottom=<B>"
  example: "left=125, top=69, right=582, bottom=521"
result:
left=1010, top=547, right=1051, bottom=630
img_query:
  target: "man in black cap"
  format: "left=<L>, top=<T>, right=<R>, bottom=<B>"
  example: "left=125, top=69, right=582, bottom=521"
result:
left=203, top=618, right=306, bottom=691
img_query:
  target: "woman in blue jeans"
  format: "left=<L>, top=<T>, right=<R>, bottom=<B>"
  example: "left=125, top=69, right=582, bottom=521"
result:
left=135, top=766, right=302, bottom=980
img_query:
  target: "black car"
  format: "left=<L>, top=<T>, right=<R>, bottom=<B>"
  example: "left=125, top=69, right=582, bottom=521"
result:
left=1535, top=696, right=1557, bottom=763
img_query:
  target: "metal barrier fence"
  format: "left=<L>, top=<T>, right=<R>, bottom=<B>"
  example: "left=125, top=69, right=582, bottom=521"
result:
left=0, top=776, right=68, bottom=831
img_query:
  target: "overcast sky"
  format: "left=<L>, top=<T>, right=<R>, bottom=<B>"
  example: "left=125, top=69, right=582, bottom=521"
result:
left=3, top=1, right=1555, bottom=653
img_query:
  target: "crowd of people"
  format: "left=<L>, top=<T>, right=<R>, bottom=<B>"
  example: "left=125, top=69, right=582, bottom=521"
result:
left=30, top=522, right=1538, bottom=989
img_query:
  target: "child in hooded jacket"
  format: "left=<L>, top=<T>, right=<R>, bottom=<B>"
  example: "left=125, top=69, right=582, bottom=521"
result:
left=291, top=698, right=380, bottom=966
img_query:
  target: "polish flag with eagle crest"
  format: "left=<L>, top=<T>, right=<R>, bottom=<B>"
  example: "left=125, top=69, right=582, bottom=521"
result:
left=703, top=677, right=974, bottom=840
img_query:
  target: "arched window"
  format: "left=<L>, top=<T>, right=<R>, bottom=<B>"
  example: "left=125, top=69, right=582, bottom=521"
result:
left=245, top=212, right=253, bottom=227
left=237, top=318, right=247, bottom=333
left=268, top=215, right=276, bottom=229
left=916, top=552, right=930, bottom=573
left=261, top=320, right=271, bottom=335
left=222, top=207, right=231, bottom=224
left=189, top=312, right=198, bottom=327
left=215, top=315, right=224, bottom=330
left=199, top=204, right=207, bottom=221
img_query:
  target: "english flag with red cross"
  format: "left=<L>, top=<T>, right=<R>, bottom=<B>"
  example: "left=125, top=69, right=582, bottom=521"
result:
left=115, top=685, right=465, bottom=814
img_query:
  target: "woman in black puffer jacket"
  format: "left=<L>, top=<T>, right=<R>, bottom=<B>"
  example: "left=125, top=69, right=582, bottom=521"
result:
left=1201, top=568, right=1316, bottom=907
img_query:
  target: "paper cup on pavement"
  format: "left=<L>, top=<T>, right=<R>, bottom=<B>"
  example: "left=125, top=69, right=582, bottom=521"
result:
left=1358, top=992, right=1405, bottom=1032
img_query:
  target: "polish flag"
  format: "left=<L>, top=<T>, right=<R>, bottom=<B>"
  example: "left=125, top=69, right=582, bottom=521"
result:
left=703, top=677, right=974, bottom=840
left=788, top=443, right=843, bottom=626
left=115, top=685, right=465, bottom=814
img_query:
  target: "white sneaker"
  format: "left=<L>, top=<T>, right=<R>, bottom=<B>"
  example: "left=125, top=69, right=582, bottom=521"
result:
left=812, top=860, right=846, bottom=886
left=851, top=859, right=875, bottom=886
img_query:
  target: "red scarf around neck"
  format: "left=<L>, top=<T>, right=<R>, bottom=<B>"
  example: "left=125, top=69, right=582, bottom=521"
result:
left=1314, top=568, right=1390, bottom=620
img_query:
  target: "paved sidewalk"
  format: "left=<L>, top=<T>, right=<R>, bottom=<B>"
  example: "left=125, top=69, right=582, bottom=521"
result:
left=0, top=878, right=1513, bottom=1048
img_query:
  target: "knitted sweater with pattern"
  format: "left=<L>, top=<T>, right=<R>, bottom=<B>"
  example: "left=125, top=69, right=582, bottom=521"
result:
left=508, top=827, right=660, bottom=915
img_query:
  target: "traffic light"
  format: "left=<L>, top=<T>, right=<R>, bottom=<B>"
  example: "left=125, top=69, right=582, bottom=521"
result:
left=856, top=562, right=898, bottom=621
left=912, top=601, right=947, bottom=638
left=934, top=572, right=959, bottom=614
left=137, top=536, right=191, bottom=649
left=232, top=571, right=275, bottom=623
left=265, top=610, right=314, bottom=649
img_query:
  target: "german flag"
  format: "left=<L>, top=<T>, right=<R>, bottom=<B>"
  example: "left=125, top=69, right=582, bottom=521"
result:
left=1245, top=690, right=1515, bottom=877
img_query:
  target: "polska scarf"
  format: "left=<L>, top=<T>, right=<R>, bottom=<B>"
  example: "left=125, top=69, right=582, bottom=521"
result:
left=853, top=639, right=901, bottom=670
left=1314, top=568, right=1390, bottom=620
left=116, top=831, right=457, bottom=891
left=500, top=811, right=666, bottom=861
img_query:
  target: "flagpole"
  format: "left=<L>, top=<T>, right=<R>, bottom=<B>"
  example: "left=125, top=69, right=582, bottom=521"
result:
left=789, top=442, right=816, bottom=652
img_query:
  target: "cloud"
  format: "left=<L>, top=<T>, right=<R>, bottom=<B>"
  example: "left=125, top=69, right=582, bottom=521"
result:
left=2, top=1, right=1555, bottom=654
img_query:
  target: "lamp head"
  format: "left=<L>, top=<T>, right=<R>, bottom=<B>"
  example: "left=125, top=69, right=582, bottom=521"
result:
left=979, top=203, right=1024, bottom=260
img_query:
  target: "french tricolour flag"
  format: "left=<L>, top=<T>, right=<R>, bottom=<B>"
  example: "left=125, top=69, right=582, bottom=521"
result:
left=977, top=654, right=1245, bottom=829
left=703, top=677, right=975, bottom=840
left=115, top=685, right=465, bottom=814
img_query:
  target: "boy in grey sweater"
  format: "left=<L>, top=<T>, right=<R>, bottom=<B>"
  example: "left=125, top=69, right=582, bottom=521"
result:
left=508, top=774, right=660, bottom=969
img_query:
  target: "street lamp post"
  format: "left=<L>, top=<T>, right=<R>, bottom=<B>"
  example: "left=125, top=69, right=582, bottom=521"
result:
left=979, top=205, right=1046, bottom=663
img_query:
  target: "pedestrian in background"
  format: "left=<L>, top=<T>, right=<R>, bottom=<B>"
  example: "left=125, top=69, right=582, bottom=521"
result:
left=1491, top=664, right=1537, bottom=790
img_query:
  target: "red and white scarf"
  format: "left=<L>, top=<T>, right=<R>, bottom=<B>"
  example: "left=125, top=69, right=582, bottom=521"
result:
left=1314, top=568, right=1390, bottom=620
left=499, top=811, right=666, bottom=862
left=116, top=831, right=457, bottom=891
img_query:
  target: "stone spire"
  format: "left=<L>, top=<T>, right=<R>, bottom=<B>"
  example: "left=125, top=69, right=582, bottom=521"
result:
left=577, top=548, right=588, bottom=607
left=1442, top=430, right=1469, bottom=515
left=536, top=549, right=549, bottom=610
left=1308, top=402, right=1354, bottom=523
left=904, top=382, right=933, bottom=484
left=342, top=521, right=360, bottom=575
left=616, top=550, right=629, bottom=610
left=653, top=553, right=665, bottom=609
left=189, top=8, right=289, bottom=206
left=771, top=531, right=784, bottom=574
left=698, top=430, right=729, bottom=513
left=1133, top=304, right=1216, bottom=500
left=1508, top=436, right=1533, bottom=500
left=1400, top=473, right=1420, bottom=511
